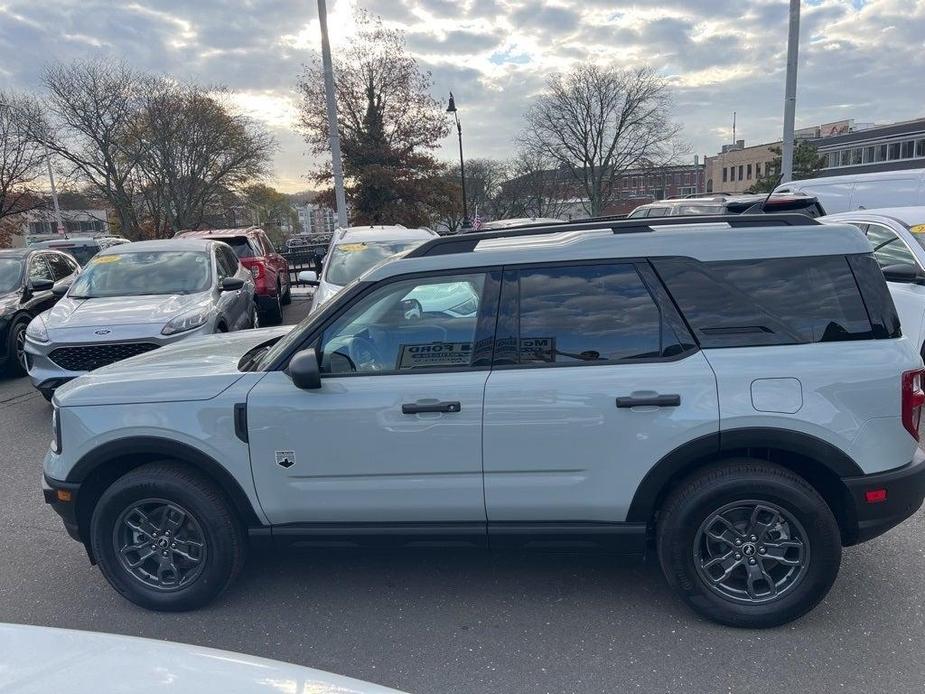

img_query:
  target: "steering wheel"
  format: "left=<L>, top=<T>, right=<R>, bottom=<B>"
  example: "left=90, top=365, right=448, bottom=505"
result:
left=346, top=334, right=385, bottom=372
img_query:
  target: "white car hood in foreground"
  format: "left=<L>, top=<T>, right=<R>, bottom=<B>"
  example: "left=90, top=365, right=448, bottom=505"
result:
left=46, top=293, right=210, bottom=329
left=54, top=326, right=291, bottom=407
left=0, top=624, right=404, bottom=693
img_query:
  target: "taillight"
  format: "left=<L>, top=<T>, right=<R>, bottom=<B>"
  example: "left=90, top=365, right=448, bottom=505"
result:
left=901, top=368, right=925, bottom=441
left=250, top=263, right=264, bottom=279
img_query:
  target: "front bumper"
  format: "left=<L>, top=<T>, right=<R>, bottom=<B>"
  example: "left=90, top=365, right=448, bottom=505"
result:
left=843, top=447, right=925, bottom=544
left=42, top=473, right=82, bottom=543
left=24, top=324, right=212, bottom=394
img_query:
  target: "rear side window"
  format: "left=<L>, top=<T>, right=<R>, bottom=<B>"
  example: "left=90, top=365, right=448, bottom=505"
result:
left=223, top=236, right=260, bottom=259
left=494, top=263, right=687, bottom=366
left=652, top=255, right=881, bottom=347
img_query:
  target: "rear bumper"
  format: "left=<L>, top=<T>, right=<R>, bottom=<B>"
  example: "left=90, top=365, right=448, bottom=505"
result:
left=843, top=447, right=925, bottom=544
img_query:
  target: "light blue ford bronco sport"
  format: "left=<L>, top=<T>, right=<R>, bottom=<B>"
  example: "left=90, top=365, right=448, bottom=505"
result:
left=43, top=214, right=925, bottom=627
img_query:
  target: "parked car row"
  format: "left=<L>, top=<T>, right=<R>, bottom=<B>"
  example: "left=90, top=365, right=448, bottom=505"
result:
left=39, top=211, right=925, bottom=629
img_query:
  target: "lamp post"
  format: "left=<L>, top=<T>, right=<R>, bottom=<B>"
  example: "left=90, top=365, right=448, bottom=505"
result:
left=446, top=92, right=470, bottom=230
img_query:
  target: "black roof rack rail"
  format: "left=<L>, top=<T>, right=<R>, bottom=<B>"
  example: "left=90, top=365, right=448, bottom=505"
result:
left=407, top=214, right=820, bottom=258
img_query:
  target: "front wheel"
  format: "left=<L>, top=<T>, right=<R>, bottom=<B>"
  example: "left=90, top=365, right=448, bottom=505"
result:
left=90, top=463, right=246, bottom=611
left=4, top=317, right=29, bottom=376
left=657, top=460, right=841, bottom=628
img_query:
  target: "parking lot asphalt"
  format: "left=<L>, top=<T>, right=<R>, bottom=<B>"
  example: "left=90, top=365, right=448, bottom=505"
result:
left=1, top=297, right=924, bottom=693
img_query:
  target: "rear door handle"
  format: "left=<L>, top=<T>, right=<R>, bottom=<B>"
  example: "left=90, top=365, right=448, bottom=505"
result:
left=616, top=394, right=681, bottom=408
left=402, top=401, right=462, bottom=414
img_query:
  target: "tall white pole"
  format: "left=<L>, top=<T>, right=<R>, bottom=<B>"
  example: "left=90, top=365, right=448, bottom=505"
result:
left=43, top=145, right=66, bottom=235
left=317, top=0, right=348, bottom=229
left=780, top=0, right=801, bottom=183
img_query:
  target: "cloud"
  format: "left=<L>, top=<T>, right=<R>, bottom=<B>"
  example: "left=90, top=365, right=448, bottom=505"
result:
left=0, top=0, right=922, bottom=192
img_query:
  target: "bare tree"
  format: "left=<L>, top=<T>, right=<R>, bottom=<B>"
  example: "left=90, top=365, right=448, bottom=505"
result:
left=519, top=64, right=683, bottom=216
left=502, top=150, right=572, bottom=219
left=34, top=60, right=145, bottom=235
left=0, top=92, right=46, bottom=224
left=128, top=81, right=275, bottom=236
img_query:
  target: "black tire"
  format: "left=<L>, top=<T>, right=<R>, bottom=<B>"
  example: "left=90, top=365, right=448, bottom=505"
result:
left=262, top=291, right=283, bottom=326
left=4, top=316, right=29, bottom=376
left=657, top=459, right=841, bottom=628
left=280, top=278, right=292, bottom=306
left=90, top=462, right=246, bottom=611
left=40, top=389, right=54, bottom=402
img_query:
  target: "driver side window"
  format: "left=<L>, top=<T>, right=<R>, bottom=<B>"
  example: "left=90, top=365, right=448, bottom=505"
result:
left=318, top=273, right=489, bottom=374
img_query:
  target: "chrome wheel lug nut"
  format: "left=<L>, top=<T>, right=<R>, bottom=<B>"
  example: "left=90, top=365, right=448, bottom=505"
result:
left=759, top=547, right=767, bottom=554
left=748, top=558, right=757, bottom=565
left=734, top=553, right=742, bottom=560
left=735, top=538, right=742, bottom=546
left=750, top=535, right=757, bottom=542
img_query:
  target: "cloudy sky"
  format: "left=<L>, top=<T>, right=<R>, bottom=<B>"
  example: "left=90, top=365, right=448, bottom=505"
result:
left=1, top=0, right=923, bottom=192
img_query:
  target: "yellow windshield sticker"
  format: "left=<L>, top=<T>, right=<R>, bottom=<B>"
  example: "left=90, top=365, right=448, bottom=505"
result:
left=910, top=224, right=925, bottom=235
left=337, top=243, right=367, bottom=252
left=90, top=255, right=120, bottom=264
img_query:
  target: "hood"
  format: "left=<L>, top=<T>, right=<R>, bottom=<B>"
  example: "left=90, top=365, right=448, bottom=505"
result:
left=55, top=326, right=291, bottom=407
left=46, top=293, right=210, bottom=329
left=0, top=624, right=404, bottom=693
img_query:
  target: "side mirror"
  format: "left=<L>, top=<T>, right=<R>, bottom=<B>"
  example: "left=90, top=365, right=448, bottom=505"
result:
left=289, top=348, right=322, bottom=389
left=298, top=270, right=319, bottom=286
left=220, top=277, right=245, bottom=292
left=881, top=263, right=921, bottom=284
left=29, top=278, right=54, bottom=292
left=52, top=282, right=71, bottom=298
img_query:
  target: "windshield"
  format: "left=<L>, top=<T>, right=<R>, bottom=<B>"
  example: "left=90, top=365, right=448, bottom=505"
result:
left=0, top=259, right=23, bottom=293
left=325, top=240, right=424, bottom=286
left=69, top=251, right=212, bottom=298
left=907, top=224, right=925, bottom=249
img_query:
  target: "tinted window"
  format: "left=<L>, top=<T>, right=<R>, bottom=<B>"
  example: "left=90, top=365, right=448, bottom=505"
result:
left=628, top=209, right=648, bottom=218
left=865, top=223, right=918, bottom=268
left=28, top=255, right=53, bottom=283
left=497, top=264, right=665, bottom=365
left=45, top=253, right=77, bottom=280
left=70, top=251, right=212, bottom=298
left=319, top=273, right=490, bottom=374
left=646, top=207, right=670, bottom=218
left=653, top=255, right=875, bottom=347
left=222, top=236, right=259, bottom=259
left=0, top=258, right=23, bottom=293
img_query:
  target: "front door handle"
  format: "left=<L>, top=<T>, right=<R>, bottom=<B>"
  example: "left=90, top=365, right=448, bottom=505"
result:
left=402, top=401, right=462, bottom=414
left=616, top=394, right=681, bottom=408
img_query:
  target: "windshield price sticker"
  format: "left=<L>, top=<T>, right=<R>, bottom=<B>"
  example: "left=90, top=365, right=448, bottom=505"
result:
left=398, top=342, right=472, bottom=369
left=90, top=255, right=121, bottom=264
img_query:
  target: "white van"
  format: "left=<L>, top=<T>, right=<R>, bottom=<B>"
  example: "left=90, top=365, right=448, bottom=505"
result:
left=774, top=169, right=925, bottom=214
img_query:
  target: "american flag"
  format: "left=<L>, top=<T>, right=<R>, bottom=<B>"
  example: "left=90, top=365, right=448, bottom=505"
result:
left=472, top=206, right=482, bottom=230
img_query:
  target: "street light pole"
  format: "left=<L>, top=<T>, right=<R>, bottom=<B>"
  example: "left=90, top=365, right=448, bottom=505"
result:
left=780, top=0, right=801, bottom=183
left=446, top=93, right=470, bottom=230
left=317, top=0, right=348, bottom=229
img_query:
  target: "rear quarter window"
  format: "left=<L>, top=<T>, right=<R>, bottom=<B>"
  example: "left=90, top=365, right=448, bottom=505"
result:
left=652, top=255, right=886, bottom=347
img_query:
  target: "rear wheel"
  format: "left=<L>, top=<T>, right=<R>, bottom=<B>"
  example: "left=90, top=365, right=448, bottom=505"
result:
left=280, top=276, right=292, bottom=305
left=657, top=460, right=841, bottom=628
left=4, top=316, right=29, bottom=376
left=90, top=463, right=246, bottom=611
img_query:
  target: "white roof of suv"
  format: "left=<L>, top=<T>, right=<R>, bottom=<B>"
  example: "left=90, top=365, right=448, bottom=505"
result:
left=333, top=225, right=437, bottom=243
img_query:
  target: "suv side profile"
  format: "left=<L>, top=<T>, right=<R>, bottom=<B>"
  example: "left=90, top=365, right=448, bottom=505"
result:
left=42, top=215, right=925, bottom=627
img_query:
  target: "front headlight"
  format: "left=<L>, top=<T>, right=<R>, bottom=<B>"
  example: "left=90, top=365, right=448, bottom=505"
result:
left=161, top=305, right=211, bottom=335
left=51, top=405, right=62, bottom=454
left=26, top=315, right=49, bottom=343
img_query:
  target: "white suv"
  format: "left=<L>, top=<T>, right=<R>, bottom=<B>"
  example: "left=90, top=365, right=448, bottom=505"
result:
left=42, top=214, right=925, bottom=628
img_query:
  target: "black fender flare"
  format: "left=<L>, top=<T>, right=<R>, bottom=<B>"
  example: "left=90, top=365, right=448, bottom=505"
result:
left=68, top=436, right=262, bottom=527
left=625, top=428, right=863, bottom=523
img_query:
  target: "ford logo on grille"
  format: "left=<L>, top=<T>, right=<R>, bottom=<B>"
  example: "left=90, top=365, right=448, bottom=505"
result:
left=94, top=329, right=111, bottom=336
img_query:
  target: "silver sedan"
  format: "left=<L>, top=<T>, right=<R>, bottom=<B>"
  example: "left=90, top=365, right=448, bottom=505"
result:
left=24, top=238, right=256, bottom=400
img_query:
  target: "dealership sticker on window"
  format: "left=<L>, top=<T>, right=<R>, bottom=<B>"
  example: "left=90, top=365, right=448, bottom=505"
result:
left=398, top=342, right=472, bottom=369
left=910, top=224, right=925, bottom=235
left=90, top=255, right=120, bottom=264
left=337, top=243, right=367, bottom=252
